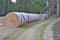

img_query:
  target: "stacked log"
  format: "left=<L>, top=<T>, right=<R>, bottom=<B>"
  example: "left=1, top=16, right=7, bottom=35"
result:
left=3, top=13, right=20, bottom=28
left=27, top=14, right=39, bottom=22
left=3, top=12, right=48, bottom=28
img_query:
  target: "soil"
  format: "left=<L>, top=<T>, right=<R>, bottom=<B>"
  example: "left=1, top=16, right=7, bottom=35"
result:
left=17, top=21, right=49, bottom=40
left=53, top=21, right=60, bottom=40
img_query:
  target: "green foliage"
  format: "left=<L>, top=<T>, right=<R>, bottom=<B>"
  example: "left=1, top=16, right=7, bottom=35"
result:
left=0, top=0, right=47, bottom=16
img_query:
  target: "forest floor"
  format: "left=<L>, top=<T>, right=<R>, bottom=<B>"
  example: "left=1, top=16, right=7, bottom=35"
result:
left=0, top=17, right=60, bottom=40
left=53, top=21, right=60, bottom=40
left=17, top=20, right=49, bottom=40
left=0, top=17, right=16, bottom=40
left=17, top=17, right=60, bottom=40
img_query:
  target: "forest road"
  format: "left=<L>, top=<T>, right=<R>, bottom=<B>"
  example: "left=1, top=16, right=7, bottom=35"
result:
left=17, top=20, right=50, bottom=40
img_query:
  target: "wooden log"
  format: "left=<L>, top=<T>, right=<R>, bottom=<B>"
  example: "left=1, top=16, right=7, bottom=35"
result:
left=3, top=12, right=48, bottom=28
left=3, top=13, right=20, bottom=28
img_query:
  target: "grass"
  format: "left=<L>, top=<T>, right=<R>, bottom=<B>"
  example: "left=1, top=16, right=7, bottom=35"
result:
left=4, top=17, right=60, bottom=40
left=37, top=18, right=60, bottom=40
left=4, top=20, right=43, bottom=40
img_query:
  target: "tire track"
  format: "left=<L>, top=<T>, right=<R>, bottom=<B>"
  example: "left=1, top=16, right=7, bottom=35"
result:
left=17, top=20, right=52, bottom=40
left=43, top=20, right=60, bottom=40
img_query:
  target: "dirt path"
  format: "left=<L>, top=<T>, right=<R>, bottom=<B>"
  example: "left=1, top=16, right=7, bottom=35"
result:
left=43, top=22, right=55, bottom=40
left=17, top=20, right=51, bottom=40
left=53, top=21, right=60, bottom=40
left=0, top=28, right=15, bottom=40
left=43, top=19, right=60, bottom=40
left=0, top=17, right=60, bottom=40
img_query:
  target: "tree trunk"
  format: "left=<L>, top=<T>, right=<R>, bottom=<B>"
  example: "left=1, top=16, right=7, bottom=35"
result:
left=3, top=0, right=10, bottom=15
left=28, top=0, right=33, bottom=13
left=16, top=0, right=21, bottom=12
left=57, top=0, right=59, bottom=16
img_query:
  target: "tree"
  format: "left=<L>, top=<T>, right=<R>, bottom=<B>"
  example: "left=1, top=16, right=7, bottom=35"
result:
left=0, top=0, right=47, bottom=16
left=57, top=0, right=59, bottom=16
left=28, top=0, right=33, bottom=12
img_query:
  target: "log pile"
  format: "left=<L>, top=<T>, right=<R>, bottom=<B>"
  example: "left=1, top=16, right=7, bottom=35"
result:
left=3, top=12, right=48, bottom=28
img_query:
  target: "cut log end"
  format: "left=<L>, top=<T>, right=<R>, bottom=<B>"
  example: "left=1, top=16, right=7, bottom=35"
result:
left=3, top=13, right=20, bottom=28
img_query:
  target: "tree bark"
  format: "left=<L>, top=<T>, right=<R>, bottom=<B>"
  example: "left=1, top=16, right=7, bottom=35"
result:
left=57, top=0, right=59, bottom=16
left=28, top=0, right=33, bottom=12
